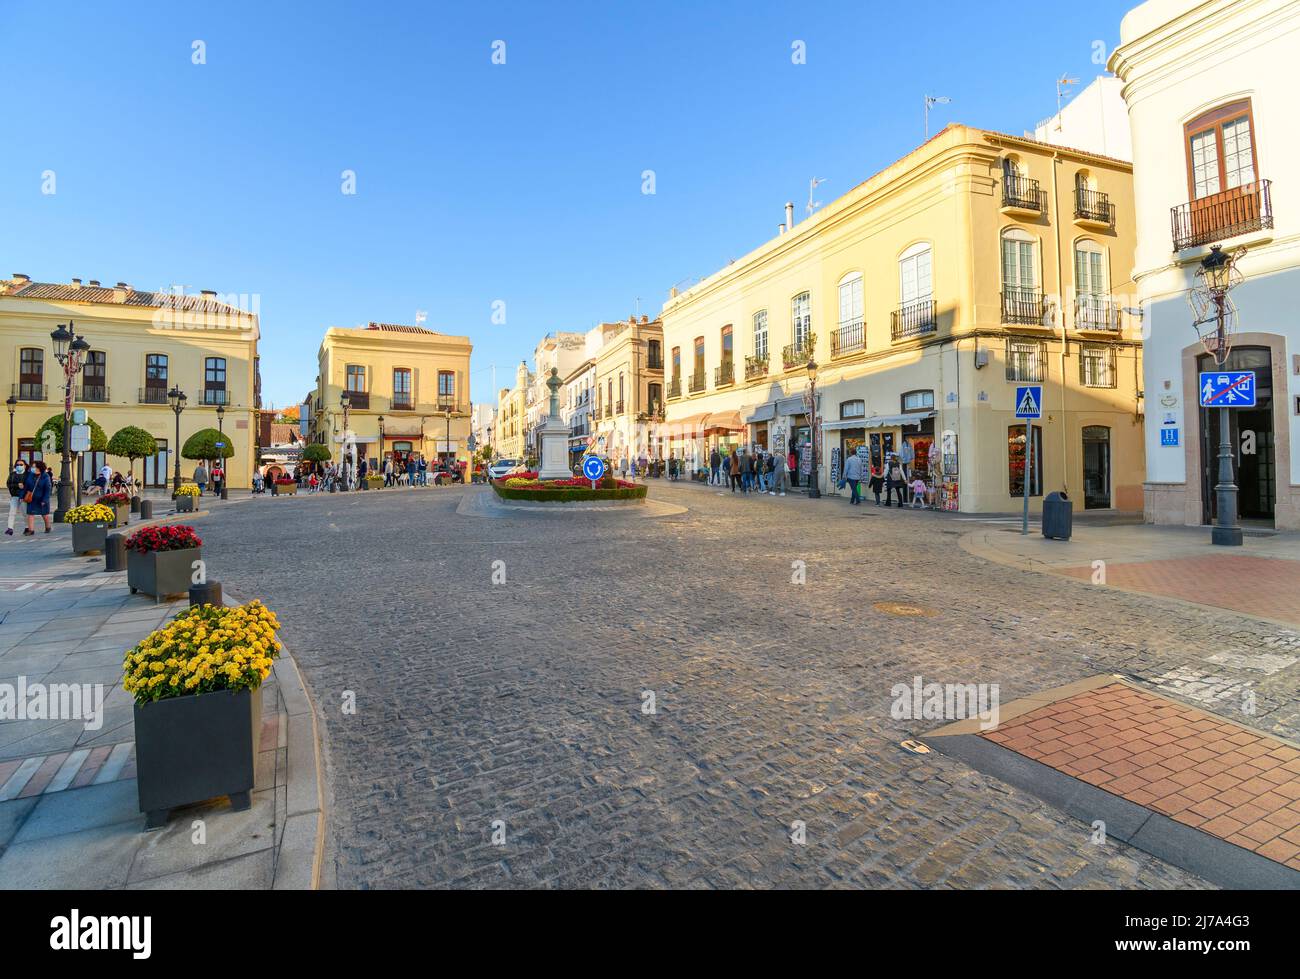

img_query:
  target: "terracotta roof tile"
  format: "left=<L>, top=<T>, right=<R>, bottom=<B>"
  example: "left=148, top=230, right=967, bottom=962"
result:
left=0, top=278, right=250, bottom=315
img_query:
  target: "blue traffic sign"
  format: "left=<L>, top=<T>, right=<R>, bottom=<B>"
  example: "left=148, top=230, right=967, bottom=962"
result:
left=1160, top=428, right=1180, bottom=447
left=582, top=455, right=605, bottom=481
left=1199, top=371, right=1256, bottom=408
left=1014, top=385, right=1043, bottom=419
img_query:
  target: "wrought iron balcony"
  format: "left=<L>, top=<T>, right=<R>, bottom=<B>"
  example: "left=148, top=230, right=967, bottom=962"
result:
left=647, top=356, right=664, bottom=371
left=604, top=405, right=612, bottom=418
left=12, top=383, right=47, bottom=402
left=890, top=300, right=936, bottom=341
left=1001, top=288, right=1047, bottom=326
left=1002, top=174, right=1042, bottom=212
left=1074, top=187, right=1113, bottom=226
left=139, top=386, right=169, bottom=405
left=782, top=339, right=814, bottom=371
left=391, top=396, right=414, bottom=411
left=437, top=396, right=456, bottom=412
left=667, top=377, right=682, bottom=399
left=344, top=391, right=370, bottom=410
left=77, top=384, right=109, bottom=403
left=1075, top=295, right=1119, bottom=332
left=688, top=370, right=707, bottom=394
left=1171, top=179, right=1273, bottom=251
left=714, top=361, right=735, bottom=387
left=201, top=389, right=229, bottom=406
left=831, top=319, right=865, bottom=357
left=615, top=399, right=625, bottom=414
left=745, top=355, right=769, bottom=381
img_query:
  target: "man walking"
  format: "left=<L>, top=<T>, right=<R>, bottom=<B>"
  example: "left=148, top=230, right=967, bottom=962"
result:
left=709, top=447, right=721, bottom=486
left=842, top=449, right=863, bottom=505
left=884, top=453, right=907, bottom=508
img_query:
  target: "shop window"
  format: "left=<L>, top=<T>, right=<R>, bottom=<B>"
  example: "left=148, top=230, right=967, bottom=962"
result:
left=1009, top=424, right=1042, bottom=497
left=901, top=390, right=934, bottom=413
left=840, top=400, right=865, bottom=419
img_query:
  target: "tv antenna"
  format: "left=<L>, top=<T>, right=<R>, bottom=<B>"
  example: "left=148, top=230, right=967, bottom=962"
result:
left=1056, top=75, right=1080, bottom=114
left=807, top=177, right=827, bottom=217
left=924, top=95, right=951, bottom=139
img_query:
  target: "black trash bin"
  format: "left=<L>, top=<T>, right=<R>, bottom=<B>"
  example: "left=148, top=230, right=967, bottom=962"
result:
left=1042, top=491, right=1073, bottom=541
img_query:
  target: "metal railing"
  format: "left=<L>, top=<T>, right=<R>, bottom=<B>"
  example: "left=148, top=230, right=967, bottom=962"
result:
left=890, top=300, right=936, bottom=341
left=1002, top=174, right=1042, bottom=211
left=714, top=361, right=734, bottom=387
left=1171, top=179, right=1273, bottom=251
left=745, top=355, right=769, bottom=380
left=345, top=391, right=370, bottom=410
left=782, top=339, right=814, bottom=371
left=688, top=370, right=707, bottom=394
left=1001, top=288, right=1047, bottom=326
left=615, top=399, right=625, bottom=414
left=139, top=386, right=169, bottom=404
left=391, top=397, right=414, bottom=411
left=437, top=396, right=456, bottom=412
left=831, top=319, right=865, bottom=357
left=604, top=405, right=612, bottom=418
left=12, top=383, right=46, bottom=402
left=77, top=384, right=109, bottom=403
left=647, top=356, right=664, bottom=371
left=1075, top=295, right=1119, bottom=332
left=1005, top=340, right=1047, bottom=382
left=667, top=378, right=682, bottom=399
left=1074, top=187, right=1113, bottom=225
left=200, top=389, right=229, bottom=406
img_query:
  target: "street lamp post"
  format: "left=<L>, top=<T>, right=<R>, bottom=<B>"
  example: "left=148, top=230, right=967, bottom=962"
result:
left=339, top=394, right=351, bottom=490
left=805, top=357, right=820, bottom=499
left=1201, top=246, right=1243, bottom=547
left=50, top=323, right=90, bottom=522
left=216, top=404, right=228, bottom=499
left=168, top=386, right=187, bottom=493
left=6, top=394, right=16, bottom=471
left=377, top=414, right=385, bottom=484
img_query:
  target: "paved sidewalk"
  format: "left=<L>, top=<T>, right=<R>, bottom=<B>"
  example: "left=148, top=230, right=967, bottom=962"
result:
left=0, top=510, right=322, bottom=889
left=960, top=522, right=1300, bottom=628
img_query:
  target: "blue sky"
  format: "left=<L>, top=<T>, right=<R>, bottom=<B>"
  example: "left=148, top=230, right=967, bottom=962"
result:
left=1, top=0, right=1134, bottom=409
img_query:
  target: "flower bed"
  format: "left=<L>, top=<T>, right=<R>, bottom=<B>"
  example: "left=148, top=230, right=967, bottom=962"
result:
left=491, top=476, right=647, bottom=503
left=100, top=492, right=130, bottom=507
left=126, top=525, right=202, bottom=553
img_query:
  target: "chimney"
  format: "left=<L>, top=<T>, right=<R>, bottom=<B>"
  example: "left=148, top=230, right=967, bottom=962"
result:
left=112, top=283, right=128, bottom=302
left=89, top=280, right=100, bottom=287
left=201, top=289, right=217, bottom=301
left=778, top=224, right=786, bottom=235
left=12, top=273, right=30, bottom=283
left=71, top=278, right=82, bottom=289
left=785, top=202, right=795, bottom=230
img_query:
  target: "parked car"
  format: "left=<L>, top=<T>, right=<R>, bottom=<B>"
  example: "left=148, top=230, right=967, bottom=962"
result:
left=486, top=458, right=521, bottom=482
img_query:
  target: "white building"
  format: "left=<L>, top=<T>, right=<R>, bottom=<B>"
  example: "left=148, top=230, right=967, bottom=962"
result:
left=523, top=332, right=586, bottom=458
left=1033, top=75, right=1133, bottom=162
left=470, top=403, right=496, bottom=454
left=1111, top=0, right=1299, bottom=529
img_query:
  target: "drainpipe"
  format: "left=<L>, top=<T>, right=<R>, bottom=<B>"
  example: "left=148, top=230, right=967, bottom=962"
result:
left=1052, top=150, right=1068, bottom=494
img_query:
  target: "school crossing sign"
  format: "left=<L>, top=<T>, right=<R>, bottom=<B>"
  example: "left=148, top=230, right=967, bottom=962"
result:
left=1015, top=385, right=1043, bottom=419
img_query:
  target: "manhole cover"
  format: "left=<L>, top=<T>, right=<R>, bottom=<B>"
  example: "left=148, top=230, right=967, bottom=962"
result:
left=872, top=601, right=938, bottom=617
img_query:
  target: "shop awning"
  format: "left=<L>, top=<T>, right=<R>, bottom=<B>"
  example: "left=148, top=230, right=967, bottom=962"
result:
left=744, top=404, right=776, bottom=424
left=701, top=410, right=747, bottom=432
left=663, top=412, right=710, bottom=435
left=822, top=411, right=935, bottom=432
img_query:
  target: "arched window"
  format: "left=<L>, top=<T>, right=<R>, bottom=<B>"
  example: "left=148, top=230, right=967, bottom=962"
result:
left=791, top=292, right=811, bottom=349
left=898, top=243, right=932, bottom=305
left=1001, top=228, right=1037, bottom=291
left=752, top=310, right=768, bottom=360
left=1074, top=239, right=1107, bottom=296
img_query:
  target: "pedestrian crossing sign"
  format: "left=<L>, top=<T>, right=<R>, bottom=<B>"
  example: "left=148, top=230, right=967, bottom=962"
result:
left=1015, top=385, right=1043, bottom=419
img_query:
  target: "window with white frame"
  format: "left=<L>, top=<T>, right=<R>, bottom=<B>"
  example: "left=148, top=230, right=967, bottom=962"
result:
left=1079, top=345, right=1116, bottom=387
left=1074, top=239, right=1107, bottom=296
left=1001, top=228, right=1037, bottom=292
left=838, top=272, right=863, bottom=327
left=901, top=390, right=935, bottom=412
left=1006, top=339, right=1046, bottom=382
left=840, top=400, right=865, bottom=419
left=899, top=244, right=932, bottom=305
left=752, top=310, right=768, bottom=360
left=791, top=292, right=811, bottom=348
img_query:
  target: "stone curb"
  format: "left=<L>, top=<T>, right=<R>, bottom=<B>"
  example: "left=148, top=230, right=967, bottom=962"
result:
left=223, top=587, right=327, bottom=890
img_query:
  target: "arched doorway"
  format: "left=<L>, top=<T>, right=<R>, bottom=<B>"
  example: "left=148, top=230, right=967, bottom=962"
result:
left=1197, top=346, right=1275, bottom=524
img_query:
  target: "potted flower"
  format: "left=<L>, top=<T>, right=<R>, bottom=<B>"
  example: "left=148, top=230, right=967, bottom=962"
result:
left=100, top=491, right=131, bottom=527
left=125, top=524, right=202, bottom=601
left=365, top=474, right=383, bottom=490
left=66, top=502, right=115, bottom=555
left=124, top=599, right=281, bottom=828
left=275, top=476, right=298, bottom=496
left=173, top=482, right=201, bottom=512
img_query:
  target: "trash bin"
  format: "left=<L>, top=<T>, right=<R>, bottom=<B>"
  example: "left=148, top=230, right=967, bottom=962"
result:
left=1042, top=490, right=1072, bottom=541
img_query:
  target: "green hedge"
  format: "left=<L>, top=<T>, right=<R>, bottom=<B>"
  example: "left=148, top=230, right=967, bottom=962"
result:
left=491, top=483, right=648, bottom=503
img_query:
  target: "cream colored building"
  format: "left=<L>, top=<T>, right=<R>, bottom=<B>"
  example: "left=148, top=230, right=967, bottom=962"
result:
left=495, top=361, right=531, bottom=462
left=661, top=125, right=1144, bottom=512
left=591, top=316, right=665, bottom=464
left=524, top=332, right=587, bottom=459
left=310, top=322, right=472, bottom=471
left=0, top=273, right=259, bottom=488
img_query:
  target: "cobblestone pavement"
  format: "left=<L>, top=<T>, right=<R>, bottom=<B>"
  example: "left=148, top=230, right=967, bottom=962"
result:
left=192, top=483, right=1300, bottom=888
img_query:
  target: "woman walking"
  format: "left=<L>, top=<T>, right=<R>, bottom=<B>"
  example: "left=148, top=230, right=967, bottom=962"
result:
left=23, top=460, right=53, bottom=535
left=868, top=464, right=885, bottom=506
left=728, top=449, right=741, bottom=493
left=6, top=460, right=27, bottom=535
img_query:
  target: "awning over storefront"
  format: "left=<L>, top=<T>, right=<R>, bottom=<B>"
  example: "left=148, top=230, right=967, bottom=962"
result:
left=744, top=404, right=776, bottom=424
left=663, top=413, right=710, bottom=436
left=701, top=410, right=747, bottom=432
left=332, top=434, right=379, bottom=443
left=822, top=411, right=936, bottom=432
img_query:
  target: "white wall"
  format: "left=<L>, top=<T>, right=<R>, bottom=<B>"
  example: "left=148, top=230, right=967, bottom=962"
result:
left=1034, top=75, right=1132, bottom=162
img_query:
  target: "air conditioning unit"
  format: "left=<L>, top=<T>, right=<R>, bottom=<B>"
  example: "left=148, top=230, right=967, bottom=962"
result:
left=974, top=345, right=989, bottom=369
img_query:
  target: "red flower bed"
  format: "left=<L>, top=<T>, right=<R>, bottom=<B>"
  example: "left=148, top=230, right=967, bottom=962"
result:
left=100, top=492, right=130, bottom=506
left=125, top=524, right=202, bottom=554
left=508, top=476, right=639, bottom=490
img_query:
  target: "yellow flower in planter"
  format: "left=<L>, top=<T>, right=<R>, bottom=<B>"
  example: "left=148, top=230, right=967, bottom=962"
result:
left=66, top=503, right=115, bottom=524
left=173, top=482, right=202, bottom=498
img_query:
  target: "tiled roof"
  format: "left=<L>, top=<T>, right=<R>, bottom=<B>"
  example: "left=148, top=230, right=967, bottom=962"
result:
left=366, top=322, right=437, bottom=334
left=0, top=277, right=251, bottom=315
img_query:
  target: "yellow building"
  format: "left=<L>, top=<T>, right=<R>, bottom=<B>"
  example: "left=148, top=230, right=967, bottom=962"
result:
left=591, top=315, right=665, bottom=463
left=310, top=322, right=472, bottom=471
left=494, top=361, right=530, bottom=463
left=661, top=125, right=1143, bottom=512
left=0, top=273, right=259, bottom=488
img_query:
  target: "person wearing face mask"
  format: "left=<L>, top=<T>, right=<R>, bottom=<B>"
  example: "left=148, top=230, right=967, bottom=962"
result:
left=6, top=460, right=28, bottom=536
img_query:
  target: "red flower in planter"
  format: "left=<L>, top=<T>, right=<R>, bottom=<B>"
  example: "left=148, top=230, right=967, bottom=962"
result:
left=125, top=524, right=203, bottom=554
left=100, top=492, right=131, bottom=506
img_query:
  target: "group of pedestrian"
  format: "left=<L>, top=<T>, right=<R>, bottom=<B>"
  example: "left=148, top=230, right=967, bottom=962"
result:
left=6, top=459, right=54, bottom=536
left=190, top=462, right=225, bottom=495
left=844, top=451, right=937, bottom=508
left=719, top=446, right=789, bottom=496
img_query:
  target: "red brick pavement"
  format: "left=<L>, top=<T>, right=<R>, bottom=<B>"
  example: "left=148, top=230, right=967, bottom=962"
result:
left=983, top=683, right=1300, bottom=870
left=1056, top=555, right=1300, bottom=627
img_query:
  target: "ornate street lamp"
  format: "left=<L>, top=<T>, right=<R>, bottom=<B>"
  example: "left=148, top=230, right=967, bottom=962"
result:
left=377, top=413, right=385, bottom=481
left=168, top=386, right=187, bottom=492
left=50, top=323, right=90, bottom=521
left=805, top=357, right=820, bottom=499
left=339, top=393, right=351, bottom=490
left=1194, top=245, right=1243, bottom=546
left=215, top=404, right=228, bottom=499
left=6, top=393, right=16, bottom=471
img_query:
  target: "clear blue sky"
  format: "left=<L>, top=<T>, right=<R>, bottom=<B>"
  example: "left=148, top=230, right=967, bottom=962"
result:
left=0, top=0, right=1133, bottom=409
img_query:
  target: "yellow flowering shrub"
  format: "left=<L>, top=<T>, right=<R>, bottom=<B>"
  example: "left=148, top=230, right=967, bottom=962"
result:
left=123, top=599, right=282, bottom=705
left=65, top=503, right=115, bottom=524
left=173, top=482, right=201, bottom=497
left=504, top=477, right=539, bottom=487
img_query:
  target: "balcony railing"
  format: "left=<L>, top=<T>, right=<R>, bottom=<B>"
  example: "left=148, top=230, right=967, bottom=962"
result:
left=667, top=377, right=682, bottom=399
left=1002, top=174, right=1042, bottom=212
left=344, top=391, right=370, bottom=410
left=615, top=399, right=625, bottom=414
left=604, top=405, right=612, bottom=418
left=645, top=400, right=662, bottom=419
left=139, top=386, right=169, bottom=405
left=831, top=319, right=865, bottom=357
left=77, top=384, right=109, bottom=403
left=688, top=370, right=707, bottom=394
left=437, top=396, right=456, bottom=412
left=647, top=356, right=664, bottom=371
left=1075, top=295, right=1119, bottom=332
left=200, top=389, right=229, bottom=406
left=391, top=397, right=414, bottom=411
left=782, top=339, right=814, bottom=371
left=1171, top=179, right=1273, bottom=251
left=12, top=383, right=47, bottom=402
left=715, top=361, right=735, bottom=387
left=1001, top=288, right=1047, bottom=326
left=745, top=355, right=769, bottom=381
left=1074, top=187, right=1113, bottom=225
left=890, top=300, right=936, bottom=341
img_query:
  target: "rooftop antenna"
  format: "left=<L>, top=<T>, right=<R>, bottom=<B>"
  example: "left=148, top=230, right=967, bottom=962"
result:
left=634, top=296, right=642, bottom=318
left=414, top=310, right=428, bottom=327
left=806, top=177, right=827, bottom=217
left=1056, top=74, right=1080, bottom=116
left=924, top=95, right=951, bottom=139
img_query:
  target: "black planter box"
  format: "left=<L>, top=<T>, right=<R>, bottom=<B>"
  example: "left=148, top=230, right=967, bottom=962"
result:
left=127, top=546, right=201, bottom=600
left=72, top=521, right=109, bottom=555
left=134, top=686, right=261, bottom=829
left=175, top=495, right=196, bottom=513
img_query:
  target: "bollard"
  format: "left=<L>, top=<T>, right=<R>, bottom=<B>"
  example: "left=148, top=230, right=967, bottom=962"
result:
left=104, top=533, right=127, bottom=572
left=189, top=580, right=222, bottom=607
left=139, top=499, right=153, bottom=520
left=130, top=496, right=141, bottom=513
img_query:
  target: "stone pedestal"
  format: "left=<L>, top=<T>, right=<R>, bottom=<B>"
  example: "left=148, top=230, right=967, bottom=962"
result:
left=537, top=420, right=572, bottom=480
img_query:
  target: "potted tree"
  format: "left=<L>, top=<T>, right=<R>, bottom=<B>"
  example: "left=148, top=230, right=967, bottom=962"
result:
left=125, top=524, right=202, bottom=601
left=107, top=425, right=157, bottom=513
left=66, top=502, right=114, bottom=555
left=302, top=443, right=332, bottom=487
left=125, top=599, right=281, bottom=828
left=182, top=427, right=234, bottom=493
left=99, top=491, right=132, bottom=527
left=173, top=482, right=201, bottom=512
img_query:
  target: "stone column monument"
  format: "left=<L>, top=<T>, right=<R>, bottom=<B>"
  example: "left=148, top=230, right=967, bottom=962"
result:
left=537, top=368, right=573, bottom=480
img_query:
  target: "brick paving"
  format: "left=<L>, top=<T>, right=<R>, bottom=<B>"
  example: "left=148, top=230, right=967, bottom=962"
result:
left=187, top=482, right=1300, bottom=888
left=1056, top=555, right=1300, bottom=628
left=984, top=683, right=1300, bottom=870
